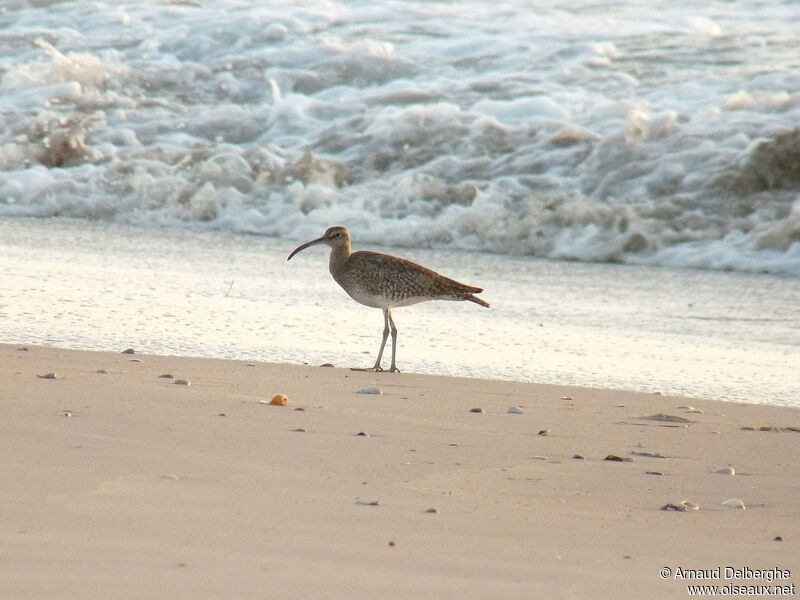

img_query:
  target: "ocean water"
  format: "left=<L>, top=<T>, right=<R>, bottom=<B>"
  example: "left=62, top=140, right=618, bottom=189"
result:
left=0, top=0, right=799, bottom=275
left=1, top=217, right=798, bottom=406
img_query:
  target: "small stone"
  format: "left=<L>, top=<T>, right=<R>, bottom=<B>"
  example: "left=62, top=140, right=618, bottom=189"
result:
left=774, top=536, right=784, bottom=542
left=121, top=348, right=135, bottom=354
left=631, top=451, right=666, bottom=458
left=424, top=508, right=439, bottom=514
left=388, top=540, right=395, bottom=547
left=715, top=467, right=735, bottom=475
left=96, top=369, right=109, bottom=374
left=356, top=500, right=380, bottom=506
left=604, top=455, right=633, bottom=462
left=61, top=411, right=73, bottom=418
left=16, top=347, right=28, bottom=351
left=158, top=373, right=174, bottom=379
left=173, top=379, right=190, bottom=386
left=320, top=363, right=334, bottom=368
left=218, top=413, right=226, bottom=417
left=294, top=407, right=306, bottom=412
left=645, top=471, right=664, bottom=476
left=245, top=363, right=255, bottom=367
left=355, top=432, right=369, bottom=437
left=469, top=407, right=485, bottom=413
left=641, top=413, right=694, bottom=423
left=292, top=428, right=306, bottom=433
left=538, top=429, right=550, bottom=436
left=507, top=406, right=524, bottom=414
left=37, top=372, right=57, bottom=379
left=268, top=394, right=288, bottom=406
left=358, top=386, right=382, bottom=395
left=572, top=454, right=584, bottom=460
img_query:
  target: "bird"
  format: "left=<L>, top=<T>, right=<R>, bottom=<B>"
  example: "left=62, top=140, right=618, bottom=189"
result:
left=287, top=226, right=489, bottom=372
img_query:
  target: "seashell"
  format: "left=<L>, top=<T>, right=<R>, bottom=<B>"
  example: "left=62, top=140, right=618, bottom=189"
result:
left=560, top=396, right=573, bottom=400
left=469, top=407, right=484, bottom=413
left=120, top=348, right=135, bottom=354
left=37, top=372, right=57, bottom=379
left=358, top=386, right=382, bottom=395
left=269, top=394, right=288, bottom=406
left=680, top=500, right=700, bottom=511
left=61, top=411, right=73, bottom=418
left=173, top=379, right=190, bottom=386
left=507, top=406, right=524, bottom=414
left=715, top=467, right=735, bottom=475
left=538, top=429, right=550, bottom=436
left=722, top=498, right=746, bottom=510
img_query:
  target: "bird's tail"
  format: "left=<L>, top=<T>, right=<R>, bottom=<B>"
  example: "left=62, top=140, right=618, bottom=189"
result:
left=466, top=294, right=490, bottom=308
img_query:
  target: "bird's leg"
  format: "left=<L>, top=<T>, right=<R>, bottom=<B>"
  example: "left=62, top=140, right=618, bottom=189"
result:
left=387, top=309, right=400, bottom=373
left=352, top=308, right=389, bottom=372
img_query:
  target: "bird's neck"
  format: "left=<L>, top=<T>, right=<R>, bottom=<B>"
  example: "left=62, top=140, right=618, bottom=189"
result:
left=328, top=242, right=351, bottom=279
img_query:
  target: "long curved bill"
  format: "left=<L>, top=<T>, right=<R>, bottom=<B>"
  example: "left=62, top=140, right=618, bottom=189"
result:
left=287, top=236, right=326, bottom=261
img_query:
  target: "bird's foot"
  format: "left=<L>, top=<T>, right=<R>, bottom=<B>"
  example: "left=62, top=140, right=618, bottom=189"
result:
left=388, top=365, right=401, bottom=373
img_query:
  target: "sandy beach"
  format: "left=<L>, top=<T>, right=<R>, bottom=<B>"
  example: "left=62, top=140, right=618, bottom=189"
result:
left=1, top=343, right=797, bottom=599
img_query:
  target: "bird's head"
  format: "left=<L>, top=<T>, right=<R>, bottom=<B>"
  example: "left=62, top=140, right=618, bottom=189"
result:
left=287, top=226, right=351, bottom=260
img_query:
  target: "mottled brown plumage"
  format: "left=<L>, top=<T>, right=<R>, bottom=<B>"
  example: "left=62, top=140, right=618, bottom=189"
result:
left=287, top=226, right=489, bottom=372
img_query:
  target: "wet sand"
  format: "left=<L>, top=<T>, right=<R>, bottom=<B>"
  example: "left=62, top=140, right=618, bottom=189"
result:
left=1, top=344, right=797, bottom=599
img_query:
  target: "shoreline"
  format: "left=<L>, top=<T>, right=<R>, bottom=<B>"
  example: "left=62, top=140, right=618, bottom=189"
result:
left=2, top=343, right=798, bottom=598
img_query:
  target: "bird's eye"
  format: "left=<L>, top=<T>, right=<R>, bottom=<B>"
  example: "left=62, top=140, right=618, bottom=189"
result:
left=335, top=232, right=341, bottom=237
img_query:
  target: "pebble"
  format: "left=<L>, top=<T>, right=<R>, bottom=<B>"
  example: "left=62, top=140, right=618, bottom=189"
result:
left=631, top=451, right=666, bottom=458
left=173, top=379, right=190, bottom=386
left=572, top=454, right=584, bottom=460
left=268, top=394, right=288, bottom=406
left=424, top=508, right=439, bottom=514
left=356, top=500, right=380, bottom=506
left=218, top=413, right=226, bottom=417
left=320, top=363, right=334, bottom=368
left=37, top=372, right=57, bottom=379
left=355, top=432, right=369, bottom=437
left=469, top=407, right=484, bottom=413
left=292, top=428, right=306, bottom=433
left=507, top=406, right=524, bottom=414
left=538, top=429, right=550, bottom=436
left=128, top=359, right=143, bottom=363
left=646, top=471, right=664, bottom=476
left=246, top=363, right=255, bottom=367
left=604, top=455, right=634, bottom=462
left=774, top=536, right=784, bottom=542
left=722, top=498, right=746, bottom=510
left=158, top=373, right=174, bottom=379
left=715, top=467, right=735, bottom=475
left=642, top=413, right=694, bottom=423
left=96, top=369, right=109, bottom=374
left=61, top=411, right=73, bottom=418
left=358, top=386, right=382, bottom=395
left=294, top=407, right=306, bottom=412
left=16, top=347, right=28, bottom=351
left=662, top=500, right=699, bottom=512
left=121, top=348, right=135, bottom=354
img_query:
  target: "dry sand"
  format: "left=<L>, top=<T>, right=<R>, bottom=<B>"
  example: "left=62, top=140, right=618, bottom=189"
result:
left=1, top=343, right=797, bottom=599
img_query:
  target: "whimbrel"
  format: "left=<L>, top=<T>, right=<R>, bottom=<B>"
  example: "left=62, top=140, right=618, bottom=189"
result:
left=287, top=226, right=489, bottom=372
